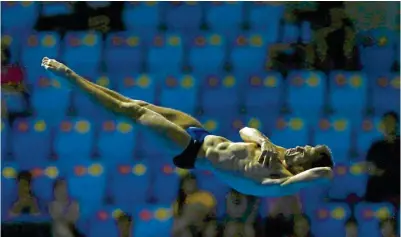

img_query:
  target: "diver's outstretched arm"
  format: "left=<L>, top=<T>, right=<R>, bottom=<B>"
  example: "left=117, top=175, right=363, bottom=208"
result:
left=41, top=57, right=192, bottom=152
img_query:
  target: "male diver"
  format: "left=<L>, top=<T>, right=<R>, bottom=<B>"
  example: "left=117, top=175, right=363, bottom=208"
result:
left=41, top=57, right=333, bottom=197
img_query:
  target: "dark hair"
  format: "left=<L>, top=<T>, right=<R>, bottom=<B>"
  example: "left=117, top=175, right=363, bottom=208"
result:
left=291, top=214, right=314, bottom=237
left=310, top=145, right=334, bottom=169
left=17, top=170, right=32, bottom=183
left=53, top=178, right=66, bottom=191
left=345, top=216, right=358, bottom=226
left=117, top=212, right=132, bottom=223
left=383, top=111, right=399, bottom=123
left=176, top=173, right=197, bottom=216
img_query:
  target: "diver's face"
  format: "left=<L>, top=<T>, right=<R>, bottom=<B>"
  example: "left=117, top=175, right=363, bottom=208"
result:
left=285, top=145, right=322, bottom=173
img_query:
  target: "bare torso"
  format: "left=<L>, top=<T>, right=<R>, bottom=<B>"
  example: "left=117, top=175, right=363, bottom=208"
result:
left=196, top=135, right=291, bottom=182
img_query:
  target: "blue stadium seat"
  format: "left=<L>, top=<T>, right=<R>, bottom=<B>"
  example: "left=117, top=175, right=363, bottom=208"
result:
left=123, top=2, right=160, bottom=39
left=1, top=162, right=19, bottom=206
left=189, top=33, right=226, bottom=77
left=313, top=116, right=352, bottom=162
left=360, top=28, right=397, bottom=73
left=147, top=34, right=184, bottom=77
left=244, top=71, right=283, bottom=115
left=301, top=21, right=312, bottom=43
left=165, top=2, right=202, bottom=31
left=31, top=76, right=71, bottom=126
left=11, top=118, right=51, bottom=169
left=205, top=2, right=244, bottom=37
left=225, top=114, right=245, bottom=141
left=287, top=70, right=326, bottom=123
left=71, top=74, right=115, bottom=124
left=160, top=75, right=199, bottom=114
left=329, top=71, right=368, bottom=124
left=151, top=162, right=181, bottom=204
left=133, top=205, right=174, bottom=237
left=97, top=119, right=137, bottom=167
left=312, top=202, right=351, bottom=237
left=88, top=207, right=121, bottom=237
left=104, top=32, right=144, bottom=74
left=355, top=202, right=396, bottom=237
left=41, top=2, right=73, bottom=17
left=109, top=161, right=150, bottom=208
left=329, top=162, right=368, bottom=199
left=115, top=74, right=156, bottom=104
left=30, top=163, right=60, bottom=201
left=231, top=33, right=270, bottom=76
left=200, top=74, right=240, bottom=115
left=248, top=2, right=284, bottom=43
left=2, top=91, right=27, bottom=114
left=355, top=117, right=384, bottom=157
left=1, top=31, right=20, bottom=63
left=21, top=32, right=60, bottom=70
left=282, top=23, right=300, bottom=43
left=371, top=74, right=400, bottom=115
left=66, top=161, right=107, bottom=218
left=1, top=2, right=38, bottom=32
left=61, top=32, right=102, bottom=76
left=271, top=116, right=309, bottom=148
left=1, top=120, right=9, bottom=159
left=54, top=118, right=95, bottom=168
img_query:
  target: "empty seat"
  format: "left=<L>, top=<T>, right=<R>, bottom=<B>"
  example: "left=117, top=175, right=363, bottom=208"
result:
left=313, top=116, right=352, bottom=162
left=189, top=33, right=227, bottom=76
left=150, top=161, right=180, bottom=204
left=61, top=32, right=103, bottom=75
left=11, top=118, right=52, bottom=169
left=329, top=71, right=368, bottom=124
left=371, top=74, right=400, bottom=115
left=205, top=2, right=244, bottom=37
left=97, top=119, right=137, bottom=167
left=104, top=32, right=144, bottom=74
left=30, top=163, right=60, bottom=201
left=21, top=32, right=60, bottom=69
left=230, top=33, right=270, bottom=76
left=54, top=118, right=95, bottom=168
left=123, top=2, right=160, bottom=38
left=133, top=204, right=174, bottom=237
left=355, top=117, right=383, bottom=156
left=109, top=161, right=151, bottom=208
left=1, top=2, right=38, bottom=32
left=160, top=74, right=199, bottom=114
left=312, top=202, right=351, bottom=237
left=115, top=74, right=156, bottom=103
left=31, top=76, right=71, bottom=126
left=248, top=2, right=284, bottom=42
left=355, top=202, right=396, bottom=237
left=287, top=70, right=326, bottom=123
left=200, top=74, right=240, bottom=115
left=165, top=2, right=202, bottom=31
left=271, top=116, right=309, bottom=148
left=147, top=34, right=184, bottom=77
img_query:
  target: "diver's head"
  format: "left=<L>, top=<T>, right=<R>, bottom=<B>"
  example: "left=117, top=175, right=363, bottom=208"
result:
left=285, top=145, right=334, bottom=174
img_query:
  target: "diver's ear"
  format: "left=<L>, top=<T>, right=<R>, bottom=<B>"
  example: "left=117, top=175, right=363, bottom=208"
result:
left=280, top=167, right=333, bottom=186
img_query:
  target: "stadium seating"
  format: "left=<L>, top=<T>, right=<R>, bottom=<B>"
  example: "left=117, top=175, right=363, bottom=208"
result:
left=2, top=2, right=400, bottom=236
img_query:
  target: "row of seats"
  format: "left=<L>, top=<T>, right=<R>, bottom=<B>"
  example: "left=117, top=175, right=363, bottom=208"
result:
left=1, top=158, right=371, bottom=205
left=5, top=70, right=399, bottom=122
left=3, top=29, right=398, bottom=76
left=1, top=114, right=386, bottom=164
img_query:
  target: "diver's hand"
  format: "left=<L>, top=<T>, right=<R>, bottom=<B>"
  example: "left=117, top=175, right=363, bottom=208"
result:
left=41, top=57, right=74, bottom=77
left=258, top=139, right=278, bottom=167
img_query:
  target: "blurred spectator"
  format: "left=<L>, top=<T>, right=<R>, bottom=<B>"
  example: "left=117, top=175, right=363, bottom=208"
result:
left=379, top=217, right=398, bottom=237
left=365, top=111, right=400, bottom=205
left=9, top=171, right=40, bottom=217
left=222, top=189, right=259, bottom=237
left=116, top=212, right=133, bottom=237
left=49, top=178, right=82, bottom=237
left=263, top=195, right=302, bottom=237
left=345, top=217, right=359, bottom=237
left=35, top=2, right=124, bottom=33
left=290, top=214, right=314, bottom=237
left=172, top=173, right=217, bottom=237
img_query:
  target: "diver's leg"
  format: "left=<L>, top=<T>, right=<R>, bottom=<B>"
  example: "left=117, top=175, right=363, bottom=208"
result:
left=41, top=57, right=192, bottom=154
left=133, top=100, right=203, bottom=129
